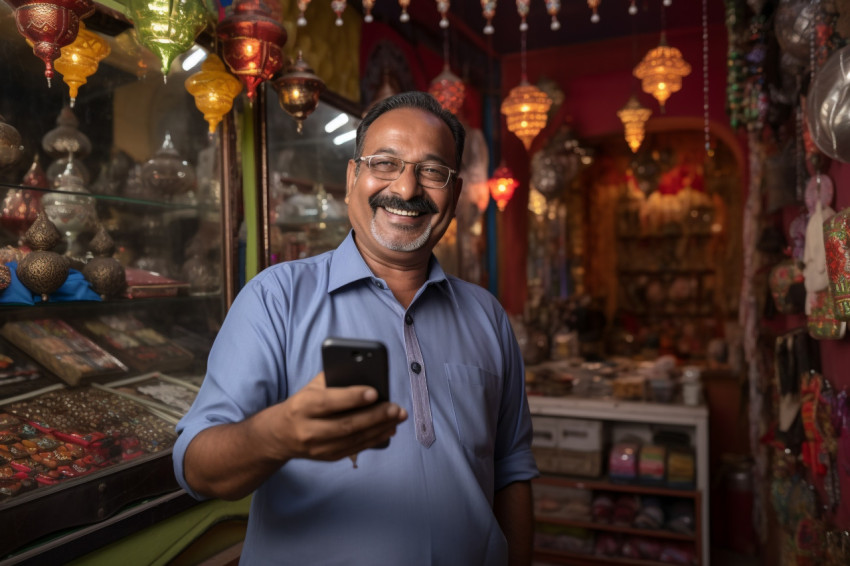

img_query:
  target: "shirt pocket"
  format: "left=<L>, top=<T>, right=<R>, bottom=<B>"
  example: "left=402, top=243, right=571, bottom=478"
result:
left=444, top=363, right=502, bottom=459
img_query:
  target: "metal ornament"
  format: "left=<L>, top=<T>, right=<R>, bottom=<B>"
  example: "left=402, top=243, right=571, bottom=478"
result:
left=0, top=114, right=24, bottom=169
left=806, top=44, right=850, bottom=163
left=272, top=52, right=325, bottom=134
left=82, top=224, right=126, bottom=299
left=16, top=211, right=70, bottom=301
left=140, top=132, right=197, bottom=198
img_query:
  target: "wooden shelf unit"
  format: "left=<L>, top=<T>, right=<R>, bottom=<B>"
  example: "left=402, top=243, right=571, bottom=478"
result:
left=528, top=396, right=709, bottom=566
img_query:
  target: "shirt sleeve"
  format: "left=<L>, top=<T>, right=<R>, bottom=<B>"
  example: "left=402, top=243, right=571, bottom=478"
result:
left=172, top=277, right=289, bottom=498
left=493, top=309, right=539, bottom=491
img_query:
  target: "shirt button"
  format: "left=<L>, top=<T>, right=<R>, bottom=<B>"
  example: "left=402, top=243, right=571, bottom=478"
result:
left=374, top=281, right=383, bottom=289
left=405, top=314, right=413, bottom=325
left=410, top=362, right=421, bottom=373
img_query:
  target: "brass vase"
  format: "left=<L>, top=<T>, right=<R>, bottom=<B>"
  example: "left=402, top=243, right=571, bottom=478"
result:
left=17, top=211, right=70, bottom=301
left=82, top=224, right=125, bottom=299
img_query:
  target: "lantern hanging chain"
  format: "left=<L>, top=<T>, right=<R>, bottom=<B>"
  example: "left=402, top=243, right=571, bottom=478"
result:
left=520, top=27, right=528, bottom=82
left=443, top=26, right=450, bottom=68
left=702, top=0, right=710, bottom=158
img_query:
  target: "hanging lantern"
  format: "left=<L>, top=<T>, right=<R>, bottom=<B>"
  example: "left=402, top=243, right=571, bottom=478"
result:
left=331, top=0, right=346, bottom=25
left=296, top=0, right=309, bottom=25
left=271, top=51, right=325, bottom=134
left=429, top=66, right=465, bottom=115
left=362, top=0, right=375, bottom=22
left=218, top=0, right=286, bottom=102
left=54, top=21, right=110, bottom=107
left=436, top=0, right=449, bottom=28
left=488, top=163, right=519, bottom=211
left=516, top=0, right=529, bottom=31
left=481, top=0, right=495, bottom=34
left=528, top=187, right=547, bottom=216
left=184, top=53, right=243, bottom=134
left=6, top=0, right=94, bottom=85
left=587, top=0, right=600, bottom=22
left=545, top=0, right=561, bottom=30
left=128, top=0, right=209, bottom=77
left=501, top=82, right=552, bottom=151
left=617, top=95, right=652, bottom=153
left=628, top=0, right=637, bottom=14
left=633, top=34, right=691, bottom=111
left=398, top=0, right=410, bottom=21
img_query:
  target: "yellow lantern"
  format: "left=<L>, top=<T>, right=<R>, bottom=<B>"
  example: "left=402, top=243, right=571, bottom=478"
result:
left=633, top=34, right=691, bottom=111
left=185, top=54, right=243, bottom=134
left=501, top=81, right=552, bottom=151
left=617, top=95, right=652, bottom=153
left=54, top=21, right=111, bottom=108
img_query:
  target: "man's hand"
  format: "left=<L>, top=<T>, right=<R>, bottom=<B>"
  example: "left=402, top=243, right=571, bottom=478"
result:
left=183, top=373, right=407, bottom=500
left=271, top=372, right=407, bottom=461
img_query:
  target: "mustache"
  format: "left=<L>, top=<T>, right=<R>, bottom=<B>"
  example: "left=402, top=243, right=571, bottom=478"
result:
left=368, top=194, right=439, bottom=215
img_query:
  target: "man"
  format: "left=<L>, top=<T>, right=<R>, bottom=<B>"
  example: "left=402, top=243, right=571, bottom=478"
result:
left=173, top=92, right=538, bottom=565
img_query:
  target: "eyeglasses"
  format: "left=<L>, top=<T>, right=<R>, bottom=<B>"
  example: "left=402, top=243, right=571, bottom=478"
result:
left=356, top=154, right=457, bottom=190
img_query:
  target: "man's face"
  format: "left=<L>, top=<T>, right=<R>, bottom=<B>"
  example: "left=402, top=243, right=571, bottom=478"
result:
left=346, top=107, right=462, bottom=266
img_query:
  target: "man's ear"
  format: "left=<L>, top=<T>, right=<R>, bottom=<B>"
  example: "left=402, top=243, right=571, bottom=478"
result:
left=345, top=159, right=357, bottom=203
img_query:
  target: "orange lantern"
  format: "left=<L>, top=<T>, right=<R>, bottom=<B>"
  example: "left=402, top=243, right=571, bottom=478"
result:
left=488, top=163, right=519, bottom=211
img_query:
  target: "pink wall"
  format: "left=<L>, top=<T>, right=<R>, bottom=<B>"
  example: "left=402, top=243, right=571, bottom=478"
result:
left=496, top=23, right=732, bottom=314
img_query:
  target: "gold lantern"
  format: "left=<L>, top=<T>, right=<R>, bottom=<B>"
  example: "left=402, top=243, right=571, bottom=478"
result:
left=54, top=21, right=110, bottom=108
left=617, top=95, right=652, bottom=153
left=185, top=53, right=243, bottom=133
left=633, top=34, right=691, bottom=111
left=271, top=52, right=325, bottom=134
left=501, top=82, right=552, bottom=151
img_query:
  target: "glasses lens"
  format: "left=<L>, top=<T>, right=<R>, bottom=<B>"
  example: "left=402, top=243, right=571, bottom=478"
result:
left=417, top=164, right=451, bottom=188
left=366, top=156, right=403, bottom=179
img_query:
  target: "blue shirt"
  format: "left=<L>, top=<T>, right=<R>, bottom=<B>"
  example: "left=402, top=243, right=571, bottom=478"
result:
left=173, top=232, right=538, bottom=565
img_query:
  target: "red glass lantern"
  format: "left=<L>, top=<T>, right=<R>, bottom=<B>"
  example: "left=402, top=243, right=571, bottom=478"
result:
left=487, top=163, right=519, bottom=211
left=217, top=0, right=286, bottom=103
left=6, top=0, right=94, bottom=85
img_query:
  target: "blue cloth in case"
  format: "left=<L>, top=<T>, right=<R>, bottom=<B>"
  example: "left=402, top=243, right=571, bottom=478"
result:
left=0, top=261, right=101, bottom=305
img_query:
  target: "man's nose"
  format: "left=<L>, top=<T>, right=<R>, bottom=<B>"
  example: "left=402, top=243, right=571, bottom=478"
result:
left=389, top=163, right=423, bottom=199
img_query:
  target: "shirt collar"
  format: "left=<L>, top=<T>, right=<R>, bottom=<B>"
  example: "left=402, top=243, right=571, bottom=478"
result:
left=328, top=231, right=459, bottom=309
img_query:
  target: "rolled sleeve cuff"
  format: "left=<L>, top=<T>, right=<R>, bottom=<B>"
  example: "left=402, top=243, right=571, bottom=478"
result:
left=494, top=447, right=539, bottom=492
left=172, top=424, right=213, bottom=502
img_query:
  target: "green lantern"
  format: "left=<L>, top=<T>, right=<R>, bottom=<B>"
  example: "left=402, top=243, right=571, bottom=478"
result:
left=128, top=0, right=209, bottom=77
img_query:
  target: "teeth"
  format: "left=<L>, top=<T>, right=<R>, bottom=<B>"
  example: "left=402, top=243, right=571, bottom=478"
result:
left=384, top=206, right=421, bottom=217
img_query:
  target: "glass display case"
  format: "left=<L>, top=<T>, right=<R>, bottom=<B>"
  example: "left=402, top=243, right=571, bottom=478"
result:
left=0, top=5, right=238, bottom=562
left=264, top=88, right=361, bottom=265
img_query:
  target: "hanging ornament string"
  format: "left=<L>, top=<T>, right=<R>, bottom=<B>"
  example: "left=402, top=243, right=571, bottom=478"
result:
left=517, top=0, right=530, bottom=31
left=363, top=0, right=375, bottom=22
left=545, top=0, right=561, bottom=30
left=521, top=26, right=527, bottom=81
left=588, top=0, right=600, bottom=23
left=481, top=0, right=496, bottom=35
left=702, top=7, right=708, bottom=141
left=437, top=0, right=450, bottom=28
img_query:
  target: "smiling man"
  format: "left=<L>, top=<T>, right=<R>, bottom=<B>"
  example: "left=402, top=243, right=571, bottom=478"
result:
left=173, top=92, right=538, bottom=565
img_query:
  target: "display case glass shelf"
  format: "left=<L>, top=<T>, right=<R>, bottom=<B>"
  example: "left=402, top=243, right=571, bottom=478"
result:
left=0, top=3, right=235, bottom=562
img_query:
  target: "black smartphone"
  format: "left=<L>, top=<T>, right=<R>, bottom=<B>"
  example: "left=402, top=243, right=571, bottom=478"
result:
left=321, top=337, right=389, bottom=404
